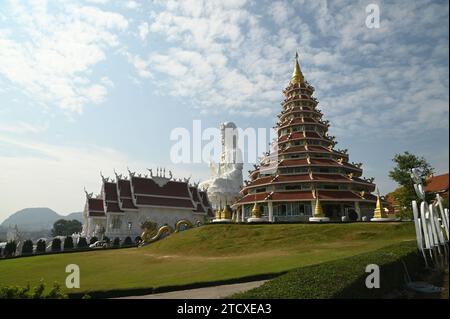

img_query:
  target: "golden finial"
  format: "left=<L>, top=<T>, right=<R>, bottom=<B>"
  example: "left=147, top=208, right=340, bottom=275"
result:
left=291, top=52, right=304, bottom=84
left=223, top=205, right=233, bottom=220
left=251, top=202, right=262, bottom=218
left=373, top=188, right=387, bottom=218
left=314, top=194, right=325, bottom=217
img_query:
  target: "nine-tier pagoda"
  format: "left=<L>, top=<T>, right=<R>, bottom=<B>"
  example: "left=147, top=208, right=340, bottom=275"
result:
left=233, top=54, right=378, bottom=222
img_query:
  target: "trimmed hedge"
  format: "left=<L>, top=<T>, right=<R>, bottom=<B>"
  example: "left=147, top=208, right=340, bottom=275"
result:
left=0, top=280, right=67, bottom=299
left=231, top=241, right=423, bottom=299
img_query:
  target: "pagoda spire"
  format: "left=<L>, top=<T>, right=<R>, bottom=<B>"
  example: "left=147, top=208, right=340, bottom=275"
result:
left=291, top=52, right=304, bottom=84
left=372, top=188, right=387, bottom=218
left=313, top=195, right=325, bottom=218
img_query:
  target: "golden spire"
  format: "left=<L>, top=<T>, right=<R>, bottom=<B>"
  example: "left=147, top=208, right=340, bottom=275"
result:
left=251, top=202, right=262, bottom=218
left=313, top=191, right=325, bottom=217
left=291, top=52, right=304, bottom=84
left=373, top=188, right=387, bottom=218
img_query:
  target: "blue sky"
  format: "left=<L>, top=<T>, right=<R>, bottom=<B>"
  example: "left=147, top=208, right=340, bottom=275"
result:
left=0, top=0, right=448, bottom=221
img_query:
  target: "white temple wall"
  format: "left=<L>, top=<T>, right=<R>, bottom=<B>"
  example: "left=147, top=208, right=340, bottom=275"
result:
left=138, top=206, right=202, bottom=229
left=86, top=217, right=106, bottom=239
left=102, top=207, right=205, bottom=241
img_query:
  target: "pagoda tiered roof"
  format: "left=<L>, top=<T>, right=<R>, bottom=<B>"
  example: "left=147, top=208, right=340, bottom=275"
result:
left=235, top=53, right=377, bottom=207
left=236, top=189, right=377, bottom=205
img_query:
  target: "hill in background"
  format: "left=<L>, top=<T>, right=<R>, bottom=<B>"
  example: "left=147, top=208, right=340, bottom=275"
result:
left=1, top=207, right=83, bottom=232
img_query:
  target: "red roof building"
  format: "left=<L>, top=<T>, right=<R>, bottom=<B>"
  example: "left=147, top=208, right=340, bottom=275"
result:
left=233, top=55, right=377, bottom=221
left=82, top=169, right=212, bottom=240
left=425, top=173, right=449, bottom=196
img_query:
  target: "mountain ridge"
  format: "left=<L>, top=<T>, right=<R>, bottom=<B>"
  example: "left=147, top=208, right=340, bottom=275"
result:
left=1, top=207, right=83, bottom=231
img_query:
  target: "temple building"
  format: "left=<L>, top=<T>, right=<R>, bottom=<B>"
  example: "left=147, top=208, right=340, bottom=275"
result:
left=82, top=168, right=213, bottom=241
left=233, top=54, right=378, bottom=222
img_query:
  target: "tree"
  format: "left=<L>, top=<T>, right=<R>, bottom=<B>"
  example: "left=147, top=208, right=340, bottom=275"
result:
left=36, top=240, right=46, bottom=254
left=77, top=237, right=88, bottom=249
left=51, top=219, right=82, bottom=237
left=389, top=152, right=434, bottom=219
left=122, top=236, right=133, bottom=247
left=63, top=236, right=74, bottom=250
left=51, top=238, right=61, bottom=252
left=21, top=240, right=34, bottom=255
left=4, top=241, right=17, bottom=257
left=112, top=237, right=120, bottom=247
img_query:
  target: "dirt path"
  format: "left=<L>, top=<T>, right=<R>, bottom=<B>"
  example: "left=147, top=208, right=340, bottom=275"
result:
left=117, top=280, right=269, bottom=299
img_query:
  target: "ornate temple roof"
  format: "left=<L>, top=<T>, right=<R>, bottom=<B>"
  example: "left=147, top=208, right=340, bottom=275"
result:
left=86, top=198, right=105, bottom=217
left=84, top=169, right=212, bottom=215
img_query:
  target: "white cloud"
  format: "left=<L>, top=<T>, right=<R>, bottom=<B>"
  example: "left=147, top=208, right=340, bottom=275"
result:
left=0, top=1, right=128, bottom=114
left=138, top=22, right=149, bottom=41
left=125, top=1, right=140, bottom=10
left=0, top=122, right=48, bottom=134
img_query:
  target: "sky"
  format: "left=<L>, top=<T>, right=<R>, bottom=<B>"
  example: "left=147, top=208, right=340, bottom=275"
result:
left=0, top=0, right=448, bottom=222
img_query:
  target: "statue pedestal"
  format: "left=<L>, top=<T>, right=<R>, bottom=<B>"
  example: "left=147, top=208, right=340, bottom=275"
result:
left=247, top=217, right=267, bottom=223
left=309, top=217, right=330, bottom=222
left=212, top=219, right=233, bottom=223
left=370, top=217, right=396, bottom=222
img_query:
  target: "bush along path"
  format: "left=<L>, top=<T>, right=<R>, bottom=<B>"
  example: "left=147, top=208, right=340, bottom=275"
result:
left=231, top=241, right=425, bottom=299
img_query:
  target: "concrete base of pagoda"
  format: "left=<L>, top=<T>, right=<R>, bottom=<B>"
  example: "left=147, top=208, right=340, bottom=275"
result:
left=370, top=217, right=396, bottom=222
left=309, top=217, right=330, bottom=222
left=212, top=218, right=233, bottom=223
left=247, top=217, right=267, bottom=223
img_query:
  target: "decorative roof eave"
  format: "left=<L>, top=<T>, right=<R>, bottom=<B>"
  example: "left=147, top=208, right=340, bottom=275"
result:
left=277, top=121, right=327, bottom=131
left=234, top=190, right=378, bottom=206
left=241, top=178, right=375, bottom=192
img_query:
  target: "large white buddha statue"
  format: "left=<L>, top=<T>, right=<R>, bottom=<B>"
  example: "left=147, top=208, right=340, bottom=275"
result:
left=199, top=122, right=243, bottom=213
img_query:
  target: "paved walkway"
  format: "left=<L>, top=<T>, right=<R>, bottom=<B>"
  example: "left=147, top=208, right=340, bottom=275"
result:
left=118, top=280, right=269, bottom=299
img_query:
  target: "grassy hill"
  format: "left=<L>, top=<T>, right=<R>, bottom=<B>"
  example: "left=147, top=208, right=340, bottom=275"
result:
left=0, top=222, right=415, bottom=296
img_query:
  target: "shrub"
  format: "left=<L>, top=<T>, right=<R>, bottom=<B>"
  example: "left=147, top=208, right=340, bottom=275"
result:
left=112, top=237, right=120, bottom=247
left=0, top=280, right=67, bottom=299
left=77, top=237, right=88, bottom=249
left=46, top=282, right=67, bottom=299
left=103, top=236, right=110, bottom=245
left=4, top=241, right=17, bottom=257
left=231, top=241, right=423, bottom=299
left=32, top=280, right=45, bottom=299
left=51, top=238, right=62, bottom=252
left=0, top=284, right=31, bottom=298
left=21, top=239, right=33, bottom=255
left=64, top=236, right=74, bottom=250
left=122, top=236, right=133, bottom=247
left=134, top=236, right=142, bottom=244
left=36, top=240, right=46, bottom=254
left=89, top=236, right=98, bottom=245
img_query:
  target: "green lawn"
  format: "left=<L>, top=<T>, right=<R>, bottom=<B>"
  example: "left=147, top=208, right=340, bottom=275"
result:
left=0, top=222, right=415, bottom=295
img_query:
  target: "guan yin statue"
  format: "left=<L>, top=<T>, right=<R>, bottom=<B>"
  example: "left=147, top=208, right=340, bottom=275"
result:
left=199, top=122, right=243, bottom=222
